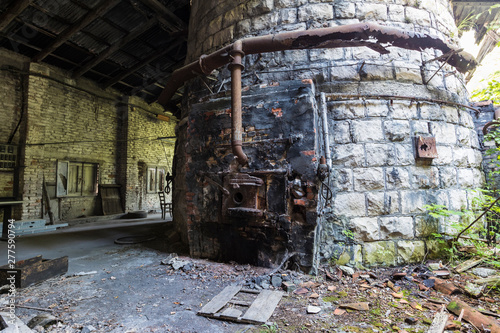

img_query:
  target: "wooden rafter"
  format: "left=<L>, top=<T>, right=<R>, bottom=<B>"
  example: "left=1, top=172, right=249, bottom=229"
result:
left=72, top=18, right=158, bottom=78
left=32, top=0, right=121, bottom=63
left=103, top=39, right=184, bottom=89
left=137, top=0, right=186, bottom=31
left=0, top=0, right=32, bottom=32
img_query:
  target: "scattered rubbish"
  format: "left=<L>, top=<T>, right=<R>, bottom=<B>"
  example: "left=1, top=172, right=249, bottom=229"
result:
left=0, top=255, right=68, bottom=288
left=338, top=265, right=354, bottom=276
left=339, top=302, right=370, bottom=311
left=0, top=312, right=33, bottom=332
left=333, top=308, right=345, bottom=315
left=454, top=258, right=485, bottom=273
left=306, top=305, right=321, bottom=314
left=474, top=275, right=500, bottom=285
left=429, top=277, right=461, bottom=295
left=472, top=267, right=498, bottom=278
left=428, top=263, right=441, bottom=271
left=464, top=282, right=484, bottom=298
left=81, top=325, right=96, bottom=333
left=428, top=305, right=448, bottom=333
left=392, top=272, right=407, bottom=279
left=27, top=313, right=59, bottom=328
left=433, top=270, right=450, bottom=278
left=447, top=299, right=500, bottom=333
left=72, top=271, right=97, bottom=276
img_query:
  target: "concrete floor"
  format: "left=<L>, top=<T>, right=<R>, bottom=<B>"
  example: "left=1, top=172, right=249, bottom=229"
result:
left=0, top=213, right=170, bottom=272
left=0, top=214, right=254, bottom=332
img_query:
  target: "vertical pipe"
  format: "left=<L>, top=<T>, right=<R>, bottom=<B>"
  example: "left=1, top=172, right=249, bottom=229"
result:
left=229, top=40, right=248, bottom=166
left=320, top=93, right=332, bottom=168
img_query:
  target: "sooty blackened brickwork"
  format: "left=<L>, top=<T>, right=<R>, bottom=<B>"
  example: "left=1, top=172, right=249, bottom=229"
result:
left=183, top=81, right=319, bottom=269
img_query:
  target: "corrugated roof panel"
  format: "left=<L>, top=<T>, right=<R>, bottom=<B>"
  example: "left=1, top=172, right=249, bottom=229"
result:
left=83, top=16, right=128, bottom=45
left=18, top=6, right=69, bottom=35
left=69, top=29, right=110, bottom=55
left=120, top=39, right=156, bottom=60
left=107, top=50, right=138, bottom=69
left=34, top=0, right=88, bottom=26
left=104, top=1, right=148, bottom=31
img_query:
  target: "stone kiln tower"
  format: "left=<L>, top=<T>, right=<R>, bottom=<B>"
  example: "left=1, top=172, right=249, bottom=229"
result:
left=162, top=0, right=482, bottom=270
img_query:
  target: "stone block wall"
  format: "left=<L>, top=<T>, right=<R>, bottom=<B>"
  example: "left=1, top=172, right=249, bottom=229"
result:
left=187, top=0, right=466, bottom=104
left=471, top=101, right=500, bottom=190
left=320, top=98, right=483, bottom=267
left=175, top=0, right=484, bottom=268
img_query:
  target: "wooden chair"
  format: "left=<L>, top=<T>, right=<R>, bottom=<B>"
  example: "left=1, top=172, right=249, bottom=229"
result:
left=158, top=191, right=172, bottom=219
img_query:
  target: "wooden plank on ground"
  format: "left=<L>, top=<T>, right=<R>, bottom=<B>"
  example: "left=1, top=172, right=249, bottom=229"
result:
left=220, top=307, right=243, bottom=320
left=447, top=299, right=500, bottom=333
left=454, top=258, right=485, bottom=273
left=427, top=306, right=448, bottom=333
left=241, top=290, right=283, bottom=324
left=198, top=285, right=242, bottom=316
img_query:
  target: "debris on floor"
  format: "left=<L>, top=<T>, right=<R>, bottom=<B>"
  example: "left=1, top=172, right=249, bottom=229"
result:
left=1, top=243, right=500, bottom=332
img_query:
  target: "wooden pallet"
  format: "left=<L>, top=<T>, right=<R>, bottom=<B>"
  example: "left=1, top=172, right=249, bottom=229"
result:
left=198, top=285, right=283, bottom=325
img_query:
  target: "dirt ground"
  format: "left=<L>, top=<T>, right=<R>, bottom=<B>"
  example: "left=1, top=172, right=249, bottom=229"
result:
left=2, top=227, right=499, bottom=333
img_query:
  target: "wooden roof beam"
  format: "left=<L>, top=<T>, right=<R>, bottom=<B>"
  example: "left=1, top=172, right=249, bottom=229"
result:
left=72, top=17, right=158, bottom=78
left=0, top=0, right=32, bottom=32
left=103, top=39, right=183, bottom=89
left=32, top=0, right=121, bottom=63
left=137, top=0, right=186, bottom=31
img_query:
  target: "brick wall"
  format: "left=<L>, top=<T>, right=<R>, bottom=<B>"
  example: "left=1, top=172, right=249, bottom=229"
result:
left=124, top=96, right=176, bottom=212
left=0, top=47, right=177, bottom=221
left=0, top=49, right=25, bottom=199
left=22, top=63, right=123, bottom=220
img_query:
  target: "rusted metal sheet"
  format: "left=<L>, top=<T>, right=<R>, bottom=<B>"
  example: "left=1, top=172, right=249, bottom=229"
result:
left=0, top=255, right=68, bottom=288
left=223, top=173, right=264, bottom=219
left=416, top=136, right=438, bottom=159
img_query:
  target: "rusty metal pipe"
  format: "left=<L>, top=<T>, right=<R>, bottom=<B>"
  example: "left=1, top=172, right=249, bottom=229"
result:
left=158, top=22, right=477, bottom=167
left=158, top=22, right=476, bottom=105
left=229, top=40, right=248, bottom=165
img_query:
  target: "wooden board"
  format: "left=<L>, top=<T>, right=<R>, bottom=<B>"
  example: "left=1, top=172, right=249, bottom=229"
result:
left=198, top=286, right=283, bottom=325
left=241, top=290, right=283, bottom=323
left=0, top=256, right=68, bottom=288
left=100, top=185, right=123, bottom=215
left=198, top=285, right=242, bottom=315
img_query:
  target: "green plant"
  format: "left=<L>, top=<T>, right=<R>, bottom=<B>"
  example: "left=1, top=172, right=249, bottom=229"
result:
left=260, top=323, right=278, bottom=333
left=424, top=191, right=500, bottom=266
left=342, top=229, right=355, bottom=240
